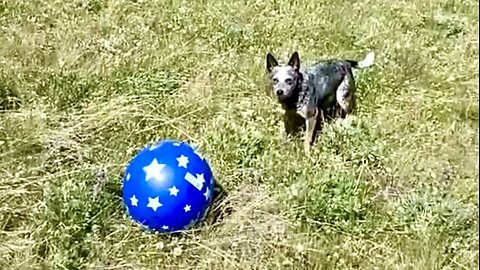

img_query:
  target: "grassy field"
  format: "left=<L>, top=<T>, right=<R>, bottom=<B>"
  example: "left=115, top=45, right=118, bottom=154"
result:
left=0, top=0, right=478, bottom=269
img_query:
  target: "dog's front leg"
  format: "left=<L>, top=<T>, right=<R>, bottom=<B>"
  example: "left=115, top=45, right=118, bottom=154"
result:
left=283, top=111, right=295, bottom=140
left=304, top=109, right=318, bottom=155
left=304, top=117, right=316, bottom=154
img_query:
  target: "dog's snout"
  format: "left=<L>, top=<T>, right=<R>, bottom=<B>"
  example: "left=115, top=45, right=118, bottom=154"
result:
left=276, top=90, right=284, bottom=96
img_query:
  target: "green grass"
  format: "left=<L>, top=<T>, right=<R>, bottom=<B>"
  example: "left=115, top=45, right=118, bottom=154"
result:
left=0, top=0, right=478, bottom=269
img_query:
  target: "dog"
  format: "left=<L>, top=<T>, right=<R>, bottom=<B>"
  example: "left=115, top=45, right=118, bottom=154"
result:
left=265, top=50, right=375, bottom=154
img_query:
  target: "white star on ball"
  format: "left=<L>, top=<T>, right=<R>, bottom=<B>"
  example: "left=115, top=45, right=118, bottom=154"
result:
left=184, top=204, right=191, bottom=212
left=168, top=186, right=179, bottom=196
left=184, top=219, right=198, bottom=230
left=176, top=155, right=189, bottom=168
left=184, top=172, right=206, bottom=191
left=130, top=195, right=138, bottom=206
left=196, top=173, right=206, bottom=186
left=143, top=158, right=166, bottom=182
left=162, top=225, right=169, bottom=230
left=193, top=149, right=204, bottom=160
left=149, top=143, right=160, bottom=150
left=147, top=197, right=163, bottom=211
left=203, top=187, right=211, bottom=201
left=126, top=173, right=131, bottom=181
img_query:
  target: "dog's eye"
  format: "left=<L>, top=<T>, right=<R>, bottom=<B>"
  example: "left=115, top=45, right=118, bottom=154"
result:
left=272, top=78, right=278, bottom=84
left=285, top=78, right=293, bottom=85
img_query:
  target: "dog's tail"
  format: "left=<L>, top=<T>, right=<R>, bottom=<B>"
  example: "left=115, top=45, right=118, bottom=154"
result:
left=347, top=51, right=375, bottom=69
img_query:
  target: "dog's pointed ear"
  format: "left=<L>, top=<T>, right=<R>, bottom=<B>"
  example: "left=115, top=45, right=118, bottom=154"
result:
left=266, top=53, right=278, bottom=72
left=288, top=51, right=300, bottom=71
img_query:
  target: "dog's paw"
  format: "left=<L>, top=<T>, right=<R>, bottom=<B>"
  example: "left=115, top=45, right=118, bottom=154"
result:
left=338, top=114, right=357, bottom=128
left=303, top=140, right=313, bottom=155
left=279, top=126, right=293, bottom=142
left=303, top=146, right=317, bottom=163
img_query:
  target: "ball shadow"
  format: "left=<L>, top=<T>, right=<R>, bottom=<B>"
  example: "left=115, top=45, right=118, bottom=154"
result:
left=169, top=178, right=233, bottom=238
left=203, top=178, right=233, bottom=226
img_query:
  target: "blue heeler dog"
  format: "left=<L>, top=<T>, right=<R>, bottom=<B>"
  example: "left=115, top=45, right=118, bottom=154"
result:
left=265, top=50, right=375, bottom=154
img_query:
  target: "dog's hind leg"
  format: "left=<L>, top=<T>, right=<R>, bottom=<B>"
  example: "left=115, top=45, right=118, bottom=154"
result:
left=336, top=72, right=356, bottom=118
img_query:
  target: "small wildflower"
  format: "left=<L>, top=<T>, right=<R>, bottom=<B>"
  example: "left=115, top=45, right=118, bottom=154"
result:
left=282, top=259, right=293, bottom=266
left=172, top=246, right=183, bottom=257
left=290, top=186, right=299, bottom=198
left=295, top=243, right=305, bottom=253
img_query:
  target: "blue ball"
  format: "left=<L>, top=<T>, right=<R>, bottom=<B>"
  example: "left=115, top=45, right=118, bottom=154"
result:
left=122, top=139, right=215, bottom=233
